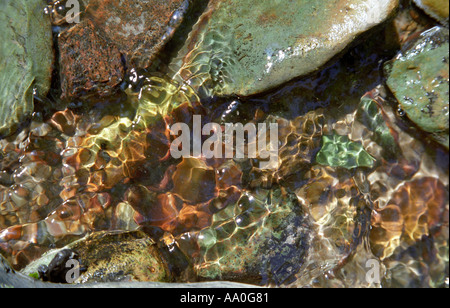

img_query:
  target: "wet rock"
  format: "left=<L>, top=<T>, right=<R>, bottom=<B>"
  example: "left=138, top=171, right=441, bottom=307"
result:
left=0, top=0, right=53, bottom=138
left=359, top=87, right=449, bottom=283
left=170, top=0, right=399, bottom=97
left=352, top=86, right=430, bottom=181
left=370, top=177, right=448, bottom=260
left=353, top=93, right=400, bottom=161
left=114, top=202, right=140, bottom=231
left=316, top=132, right=376, bottom=169
left=172, top=158, right=217, bottom=204
left=381, top=234, right=448, bottom=287
left=127, top=158, right=244, bottom=237
left=0, top=75, right=202, bottom=270
left=290, top=165, right=372, bottom=286
left=61, top=75, right=198, bottom=194
left=71, top=231, right=170, bottom=283
left=187, top=188, right=312, bottom=286
left=58, top=20, right=124, bottom=100
left=413, top=0, right=449, bottom=25
left=37, top=249, right=82, bottom=283
left=309, top=242, right=383, bottom=288
left=57, top=0, right=189, bottom=100
left=391, top=2, right=436, bottom=47
left=49, top=109, right=79, bottom=136
left=384, top=26, right=449, bottom=149
left=0, top=121, right=64, bottom=232
left=85, top=0, right=189, bottom=70
left=22, top=231, right=171, bottom=283
left=276, top=111, right=325, bottom=178
left=243, top=110, right=325, bottom=189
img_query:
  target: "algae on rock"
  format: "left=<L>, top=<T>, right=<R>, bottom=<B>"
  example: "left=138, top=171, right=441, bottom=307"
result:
left=0, top=0, right=53, bottom=138
left=22, top=231, right=172, bottom=283
left=170, top=0, right=399, bottom=97
left=384, top=26, right=449, bottom=149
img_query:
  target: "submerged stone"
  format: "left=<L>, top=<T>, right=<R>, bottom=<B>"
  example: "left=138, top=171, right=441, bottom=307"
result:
left=56, top=0, right=189, bottom=100
left=0, top=74, right=201, bottom=271
left=370, top=177, right=447, bottom=260
left=170, top=0, right=398, bottom=97
left=58, top=19, right=124, bottom=100
left=0, top=0, right=53, bottom=138
left=22, top=231, right=171, bottom=283
left=85, top=0, right=189, bottom=70
left=413, top=0, right=449, bottom=25
left=192, top=188, right=312, bottom=286
left=61, top=74, right=199, bottom=193
left=316, top=133, right=376, bottom=169
left=71, top=231, right=170, bottom=283
left=384, top=26, right=449, bottom=149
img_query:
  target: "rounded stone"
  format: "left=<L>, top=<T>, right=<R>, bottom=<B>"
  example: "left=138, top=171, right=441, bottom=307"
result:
left=384, top=26, right=449, bottom=148
left=0, top=0, right=54, bottom=138
left=170, top=0, right=399, bottom=97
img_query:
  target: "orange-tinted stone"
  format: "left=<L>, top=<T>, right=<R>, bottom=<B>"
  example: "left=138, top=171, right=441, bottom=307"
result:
left=58, top=20, right=124, bottom=99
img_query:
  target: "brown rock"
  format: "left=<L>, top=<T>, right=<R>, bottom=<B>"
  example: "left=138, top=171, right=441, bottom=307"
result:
left=58, top=19, right=124, bottom=100
left=370, top=177, right=448, bottom=260
left=49, top=109, right=79, bottom=136
left=85, top=0, right=189, bottom=70
left=413, top=0, right=449, bottom=24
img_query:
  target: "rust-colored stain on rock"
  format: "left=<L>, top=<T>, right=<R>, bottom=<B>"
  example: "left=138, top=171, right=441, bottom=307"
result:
left=59, top=20, right=124, bottom=100
left=86, top=0, right=188, bottom=69
left=58, top=0, right=188, bottom=100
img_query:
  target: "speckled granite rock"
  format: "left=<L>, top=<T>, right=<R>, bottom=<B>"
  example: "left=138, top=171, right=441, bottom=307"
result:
left=1, top=249, right=256, bottom=287
left=21, top=231, right=170, bottom=283
left=59, top=19, right=124, bottom=100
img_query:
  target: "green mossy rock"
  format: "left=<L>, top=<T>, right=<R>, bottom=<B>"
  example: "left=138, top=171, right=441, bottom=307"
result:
left=0, top=0, right=53, bottom=138
left=385, top=26, right=449, bottom=149
left=22, top=231, right=171, bottom=284
left=170, top=0, right=398, bottom=97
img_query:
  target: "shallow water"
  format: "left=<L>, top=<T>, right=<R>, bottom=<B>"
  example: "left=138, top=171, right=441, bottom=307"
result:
left=0, top=0, right=448, bottom=287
